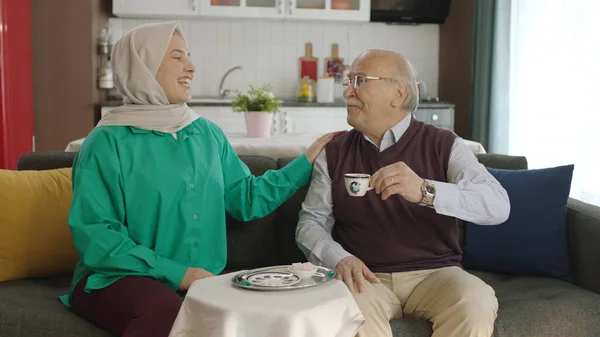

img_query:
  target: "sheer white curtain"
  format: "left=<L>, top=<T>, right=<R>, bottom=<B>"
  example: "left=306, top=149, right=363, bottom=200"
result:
left=508, top=0, right=600, bottom=206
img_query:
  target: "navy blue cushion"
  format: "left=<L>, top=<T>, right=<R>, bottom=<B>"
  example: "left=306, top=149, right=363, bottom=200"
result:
left=462, top=165, right=574, bottom=281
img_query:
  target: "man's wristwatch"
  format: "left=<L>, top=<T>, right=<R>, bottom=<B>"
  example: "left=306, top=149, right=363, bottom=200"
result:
left=418, top=179, right=436, bottom=207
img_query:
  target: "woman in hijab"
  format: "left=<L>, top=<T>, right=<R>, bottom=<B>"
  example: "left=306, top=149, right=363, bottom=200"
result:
left=59, top=21, right=340, bottom=337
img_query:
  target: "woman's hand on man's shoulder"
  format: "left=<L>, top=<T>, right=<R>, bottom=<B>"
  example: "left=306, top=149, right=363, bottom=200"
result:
left=304, top=130, right=347, bottom=164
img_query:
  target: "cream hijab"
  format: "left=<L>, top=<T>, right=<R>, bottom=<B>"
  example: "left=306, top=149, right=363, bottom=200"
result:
left=96, top=21, right=199, bottom=132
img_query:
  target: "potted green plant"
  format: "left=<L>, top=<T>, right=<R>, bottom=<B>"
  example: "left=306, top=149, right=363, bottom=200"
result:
left=231, top=84, right=282, bottom=138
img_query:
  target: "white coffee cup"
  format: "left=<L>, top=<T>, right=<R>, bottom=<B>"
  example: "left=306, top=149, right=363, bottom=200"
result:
left=344, top=173, right=374, bottom=197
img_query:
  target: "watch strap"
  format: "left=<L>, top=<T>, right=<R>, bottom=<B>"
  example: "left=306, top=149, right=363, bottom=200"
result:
left=418, top=179, right=435, bottom=207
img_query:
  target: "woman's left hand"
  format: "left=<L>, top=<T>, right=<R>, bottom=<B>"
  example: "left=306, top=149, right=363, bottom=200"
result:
left=304, top=131, right=347, bottom=164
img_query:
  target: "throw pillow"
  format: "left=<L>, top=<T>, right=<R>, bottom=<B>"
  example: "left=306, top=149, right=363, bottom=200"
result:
left=462, top=165, right=574, bottom=281
left=0, top=167, right=78, bottom=282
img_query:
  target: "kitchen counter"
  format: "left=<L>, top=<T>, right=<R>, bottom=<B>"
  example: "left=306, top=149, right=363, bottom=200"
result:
left=99, top=98, right=455, bottom=109
left=66, top=132, right=485, bottom=158
left=97, top=97, right=457, bottom=133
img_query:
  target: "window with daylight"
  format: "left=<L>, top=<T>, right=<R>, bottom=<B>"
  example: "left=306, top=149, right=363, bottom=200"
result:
left=507, top=0, right=600, bottom=206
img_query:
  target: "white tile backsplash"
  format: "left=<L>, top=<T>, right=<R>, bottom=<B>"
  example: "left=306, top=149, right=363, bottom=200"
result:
left=109, top=18, right=439, bottom=99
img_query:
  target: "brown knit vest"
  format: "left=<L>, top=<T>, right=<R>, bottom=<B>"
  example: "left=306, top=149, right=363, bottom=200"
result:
left=326, top=117, right=459, bottom=272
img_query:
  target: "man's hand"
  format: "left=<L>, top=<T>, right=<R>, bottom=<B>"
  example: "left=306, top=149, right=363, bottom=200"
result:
left=335, top=256, right=380, bottom=294
left=370, top=161, right=424, bottom=202
left=178, top=267, right=215, bottom=291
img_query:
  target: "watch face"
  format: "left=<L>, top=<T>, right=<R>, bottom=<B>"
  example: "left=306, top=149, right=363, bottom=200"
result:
left=425, top=183, right=435, bottom=194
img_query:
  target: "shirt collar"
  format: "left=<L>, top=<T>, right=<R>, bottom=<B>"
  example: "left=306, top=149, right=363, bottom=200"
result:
left=128, top=121, right=202, bottom=136
left=363, top=112, right=412, bottom=145
left=388, top=112, right=412, bottom=143
left=129, top=126, right=152, bottom=134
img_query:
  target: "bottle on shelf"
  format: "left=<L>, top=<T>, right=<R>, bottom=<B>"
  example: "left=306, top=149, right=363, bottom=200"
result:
left=297, top=76, right=316, bottom=102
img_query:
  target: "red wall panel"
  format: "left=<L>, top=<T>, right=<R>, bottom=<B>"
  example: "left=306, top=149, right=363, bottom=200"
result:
left=0, top=0, right=34, bottom=170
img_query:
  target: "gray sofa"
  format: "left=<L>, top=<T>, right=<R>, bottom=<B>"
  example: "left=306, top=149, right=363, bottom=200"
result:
left=1, top=151, right=600, bottom=337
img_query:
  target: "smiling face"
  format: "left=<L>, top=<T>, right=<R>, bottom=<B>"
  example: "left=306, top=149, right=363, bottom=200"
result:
left=155, top=34, right=195, bottom=104
left=343, top=50, right=415, bottom=140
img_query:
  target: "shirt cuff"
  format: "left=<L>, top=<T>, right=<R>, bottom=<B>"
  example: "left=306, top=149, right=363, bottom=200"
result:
left=152, top=256, right=189, bottom=291
left=431, top=180, right=461, bottom=213
left=321, top=244, right=353, bottom=270
left=283, top=154, right=313, bottom=188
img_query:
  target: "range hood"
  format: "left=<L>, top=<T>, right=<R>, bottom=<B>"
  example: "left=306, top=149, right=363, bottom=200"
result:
left=370, top=0, right=452, bottom=24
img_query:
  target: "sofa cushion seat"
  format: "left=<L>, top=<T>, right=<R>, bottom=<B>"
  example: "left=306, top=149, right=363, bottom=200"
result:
left=389, top=270, right=600, bottom=337
left=2, top=271, right=600, bottom=337
left=0, top=277, right=111, bottom=337
left=474, top=271, right=600, bottom=337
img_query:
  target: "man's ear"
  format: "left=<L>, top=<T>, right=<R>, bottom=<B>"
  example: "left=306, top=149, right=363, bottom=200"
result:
left=390, top=82, right=408, bottom=108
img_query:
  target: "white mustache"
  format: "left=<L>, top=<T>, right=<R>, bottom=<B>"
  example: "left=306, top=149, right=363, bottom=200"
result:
left=345, top=98, right=362, bottom=107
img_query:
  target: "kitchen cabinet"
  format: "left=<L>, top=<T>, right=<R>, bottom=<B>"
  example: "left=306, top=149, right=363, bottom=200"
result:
left=288, top=0, right=370, bottom=22
left=200, top=0, right=284, bottom=19
left=113, top=0, right=369, bottom=22
left=194, top=106, right=278, bottom=134
left=101, top=103, right=455, bottom=136
left=113, top=0, right=199, bottom=18
left=187, top=106, right=345, bottom=135
left=279, top=105, right=455, bottom=133
left=201, top=0, right=369, bottom=21
left=280, top=107, right=350, bottom=133
left=413, top=107, right=455, bottom=131
left=103, top=106, right=281, bottom=135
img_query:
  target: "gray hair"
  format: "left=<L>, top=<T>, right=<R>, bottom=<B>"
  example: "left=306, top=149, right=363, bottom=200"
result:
left=355, top=49, right=420, bottom=112
left=392, top=58, right=419, bottom=112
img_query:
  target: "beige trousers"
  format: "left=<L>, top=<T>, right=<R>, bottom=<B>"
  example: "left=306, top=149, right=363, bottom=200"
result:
left=354, top=266, right=498, bottom=337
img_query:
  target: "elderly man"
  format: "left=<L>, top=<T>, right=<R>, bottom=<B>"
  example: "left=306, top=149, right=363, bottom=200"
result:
left=296, top=49, right=510, bottom=337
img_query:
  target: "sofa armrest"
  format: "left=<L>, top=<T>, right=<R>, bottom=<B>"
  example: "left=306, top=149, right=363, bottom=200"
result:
left=567, top=198, right=600, bottom=294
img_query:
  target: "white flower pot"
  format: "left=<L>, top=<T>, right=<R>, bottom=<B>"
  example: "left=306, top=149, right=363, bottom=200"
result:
left=244, top=111, right=273, bottom=138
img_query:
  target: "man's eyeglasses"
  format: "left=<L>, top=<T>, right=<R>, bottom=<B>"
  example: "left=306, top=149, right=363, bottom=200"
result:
left=341, top=75, right=395, bottom=89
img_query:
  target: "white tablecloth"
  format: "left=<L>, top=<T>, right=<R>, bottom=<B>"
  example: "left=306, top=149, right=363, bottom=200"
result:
left=168, top=271, right=364, bottom=337
left=65, top=132, right=487, bottom=160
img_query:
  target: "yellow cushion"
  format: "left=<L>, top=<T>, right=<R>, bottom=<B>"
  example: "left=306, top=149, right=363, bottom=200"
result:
left=0, top=168, right=78, bottom=282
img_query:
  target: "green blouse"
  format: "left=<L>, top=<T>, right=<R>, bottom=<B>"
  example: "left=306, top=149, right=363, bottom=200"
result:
left=60, top=117, right=311, bottom=306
